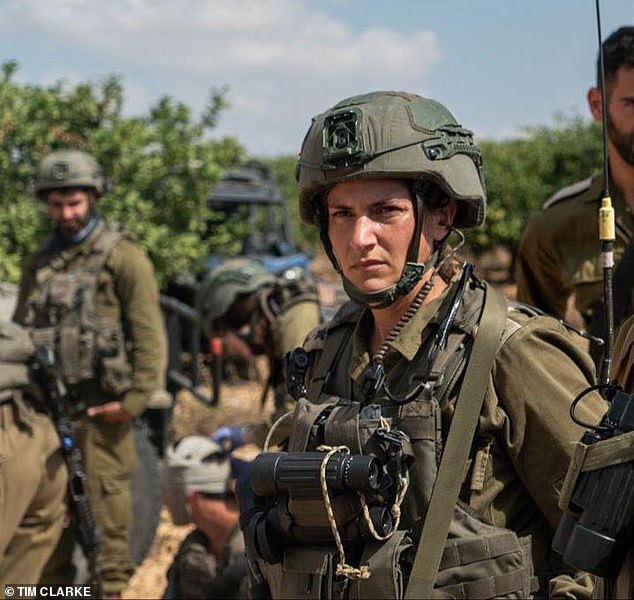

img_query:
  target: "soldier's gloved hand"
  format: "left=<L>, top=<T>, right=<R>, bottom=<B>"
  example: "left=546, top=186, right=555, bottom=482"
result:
left=213, top=426, right=246, bottom=451
left=87, top=401, right=133, bottom=423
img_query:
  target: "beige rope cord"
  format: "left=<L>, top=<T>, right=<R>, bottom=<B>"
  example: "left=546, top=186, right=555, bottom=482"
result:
left=316, top=444, right=371, bottom=580
left=263, top=409, right=293, bottom=451
left=358, top=469, right=409, bottom=541
left=356, top=416, right=409, bottom=541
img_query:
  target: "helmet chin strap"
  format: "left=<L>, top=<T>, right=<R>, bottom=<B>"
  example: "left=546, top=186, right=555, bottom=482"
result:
left=319, top=191, right=444, bottom=308
left=342, top=254, right=439, bottom=309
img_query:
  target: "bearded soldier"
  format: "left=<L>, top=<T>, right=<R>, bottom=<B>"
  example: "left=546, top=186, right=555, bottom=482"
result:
left=12, top=149, right=167, bottom=598
left=515, top=27, right=634, bottom=362
left=240, top=92, right=606, bottom=599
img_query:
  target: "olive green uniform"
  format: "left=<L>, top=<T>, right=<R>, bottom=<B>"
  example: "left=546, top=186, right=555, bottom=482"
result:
left=163, top=526, right=247, bottom=599
left=515, top=174, right=634, bottom=324
left=613, top=313, right=634, bottom=391
left=271, top=276, right=604, bottom=598
left=0, top=324, right=67, bottom=590
left=13, top=220, right=167, bottom=594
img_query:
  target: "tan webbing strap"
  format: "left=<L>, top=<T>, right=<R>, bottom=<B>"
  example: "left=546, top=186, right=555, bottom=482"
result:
left=438, top=531, right=520, bottom=570
left=404, top=284, right=508, bottom=599
left=438, top=567, right=532, bottom=599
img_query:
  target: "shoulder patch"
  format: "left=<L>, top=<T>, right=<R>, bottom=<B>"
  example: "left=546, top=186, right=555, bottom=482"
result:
left=303, top=324, right=328, bottom=352
left=329, top=299, right=363, bottom=326
left=542, top=176, right=593, bottom=210
left=302, top=300, right=360, bottom=352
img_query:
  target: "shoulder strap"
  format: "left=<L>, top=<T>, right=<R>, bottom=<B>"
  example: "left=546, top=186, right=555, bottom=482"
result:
left=542, top=176, right=594, bottom=210
left=405, top=283, right=508, bottom=599
left=82, top=224, right=125, bottom=274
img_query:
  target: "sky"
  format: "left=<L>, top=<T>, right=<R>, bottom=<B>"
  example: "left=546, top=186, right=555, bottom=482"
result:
left=1, top=0, right=633, bottom=157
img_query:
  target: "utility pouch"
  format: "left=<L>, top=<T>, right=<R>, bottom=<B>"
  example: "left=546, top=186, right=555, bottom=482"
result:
left=58, top=324, right=97, bottom=384
left=30, top=327, right=56, bottom=355
left=268, top=547, right=335, bottom=599
left=96, top=321, right=132, bottom=395
left=431, top=505, right=537, bottom=599
left=48, top=272, right=79, bottom=311
left=349, top=530, right=413, bottom=600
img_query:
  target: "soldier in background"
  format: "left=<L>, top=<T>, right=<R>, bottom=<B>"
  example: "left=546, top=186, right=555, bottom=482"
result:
left=12, top=149, right=167, bottom=598
left=515, top=27, right=634, bottom=357
left=196, top=258, right=320, bottom=419
left=0, top=322, right=67, bottom=590
left=162, top=435, right=253, bottom=600
left=613, top=313, right=634, bottom=391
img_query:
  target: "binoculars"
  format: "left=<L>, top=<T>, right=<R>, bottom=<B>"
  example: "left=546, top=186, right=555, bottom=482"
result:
left=239, top=450, right=395, bottom=564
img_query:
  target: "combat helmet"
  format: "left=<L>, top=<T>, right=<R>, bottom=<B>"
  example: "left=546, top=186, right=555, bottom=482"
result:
left=161, top=436, right=231, bottom=525
left=196, top=258, right=276, bottom=337
left=34, top=149, right=106, bottom=198
left=296, top=91, right=486, bottom=307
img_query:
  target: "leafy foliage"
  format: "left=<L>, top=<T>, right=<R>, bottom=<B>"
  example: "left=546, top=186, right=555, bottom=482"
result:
left=471, top=115, right=602, bottom=252
left=0, top=62, right=605, bottom=285
left=0, top=62, right=243, bottom=284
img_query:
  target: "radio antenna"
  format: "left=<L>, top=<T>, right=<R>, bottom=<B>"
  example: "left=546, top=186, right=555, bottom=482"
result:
left=595, top=0, right=616, bottom=386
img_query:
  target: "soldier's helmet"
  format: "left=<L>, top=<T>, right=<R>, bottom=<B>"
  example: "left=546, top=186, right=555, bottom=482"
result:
left=34, top=149, right=106, bottom=199
left=296, top=91, right=486, bottom=307
left=196, top=258, right=276, bottom=337
left=296, top=91, right=486, bottom=229
left=161, top=436, right=231, bottom=525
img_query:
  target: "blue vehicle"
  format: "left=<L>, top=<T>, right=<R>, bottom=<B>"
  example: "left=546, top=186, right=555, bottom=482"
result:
left=204, top=163, right=310, bottom=279
left=160, top=162, right=312, bottom=408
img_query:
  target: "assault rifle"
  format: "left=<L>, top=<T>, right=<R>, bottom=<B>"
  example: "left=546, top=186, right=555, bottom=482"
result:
left=32, top=345, right=103, bottom=595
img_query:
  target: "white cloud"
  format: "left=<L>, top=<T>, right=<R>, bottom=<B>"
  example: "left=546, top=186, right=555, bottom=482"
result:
left=1, top=0, right=442, bottom=154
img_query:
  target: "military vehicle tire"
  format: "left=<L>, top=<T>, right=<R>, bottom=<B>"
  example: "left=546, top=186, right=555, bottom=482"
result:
left=130, top=419, right=162, bottom=564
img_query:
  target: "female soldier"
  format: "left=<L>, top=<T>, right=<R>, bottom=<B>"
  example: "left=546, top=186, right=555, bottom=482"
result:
left=246, top=91, right=604, bottom=599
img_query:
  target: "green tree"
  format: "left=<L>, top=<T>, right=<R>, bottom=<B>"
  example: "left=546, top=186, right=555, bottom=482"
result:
left=0, top=62, right=243, bottom=284
left=265, top=154, right=319, bottom=249
left=471, top=115, right=602, bottom=252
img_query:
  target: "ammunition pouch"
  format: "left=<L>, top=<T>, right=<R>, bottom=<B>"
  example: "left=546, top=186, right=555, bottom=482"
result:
left=433, top=505, right=536, bottom=599
left=23, top=223, right=133, bottom=396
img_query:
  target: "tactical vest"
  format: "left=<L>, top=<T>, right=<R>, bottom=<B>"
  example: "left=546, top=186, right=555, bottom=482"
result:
left=259, top=277, right=320, bottom=408
left=260, top=277, right=320, bottom=324
left=257, top=281, right=537, bottom=599
left=21, top=222, right=133, bottom=397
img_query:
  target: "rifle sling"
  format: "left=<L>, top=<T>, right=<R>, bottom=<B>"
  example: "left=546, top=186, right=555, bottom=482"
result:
left=404, top=283, right=507, bottom=599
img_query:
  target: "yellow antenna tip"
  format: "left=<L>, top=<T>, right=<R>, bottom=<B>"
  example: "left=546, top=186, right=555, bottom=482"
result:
left=599, top=195, right=615, bottom=241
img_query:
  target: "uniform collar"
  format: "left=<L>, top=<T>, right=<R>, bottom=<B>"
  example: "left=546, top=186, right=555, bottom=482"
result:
left=348, top=281, right=458, bottom=381
left=585, top=172, right=628, bottom=214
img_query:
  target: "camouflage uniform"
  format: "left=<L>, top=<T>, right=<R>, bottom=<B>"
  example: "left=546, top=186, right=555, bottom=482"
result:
left=163, top=526, right=247, bottom=600
left=13, top=219, right=167, bottom=594
left=515, top=174, right=634, bottom=325
left=0, top=323, right=67, bottom=590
